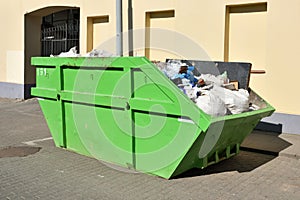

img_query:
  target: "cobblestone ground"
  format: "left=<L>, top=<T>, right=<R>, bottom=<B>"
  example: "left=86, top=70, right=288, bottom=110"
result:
left=0, top=99, right=299, bottom=200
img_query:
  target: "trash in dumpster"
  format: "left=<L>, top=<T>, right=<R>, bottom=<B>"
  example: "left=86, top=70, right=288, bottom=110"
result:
left=153, top=60, right=258, bottom=116
left=158, top=60, right=181, bottom=80
left=212, top=86, right=250, bottom=115
left=195, top=89, right=227, bottom=117
left=51, top=46, right=79, bottom=57
left=51, top=46, right=114, bottom=57
left=174, top=63, right=199, bottom=86
left=223, top=82, right=238, bottom=90
left=84, top=49, right=114, bottom=57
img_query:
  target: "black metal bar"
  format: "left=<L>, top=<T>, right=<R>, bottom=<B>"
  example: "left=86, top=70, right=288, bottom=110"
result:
left=128, top=0, right=134, bottom=56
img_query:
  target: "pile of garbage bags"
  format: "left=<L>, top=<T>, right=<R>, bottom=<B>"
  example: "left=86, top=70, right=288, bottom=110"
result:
left=155, top=60, right=258, bottom=117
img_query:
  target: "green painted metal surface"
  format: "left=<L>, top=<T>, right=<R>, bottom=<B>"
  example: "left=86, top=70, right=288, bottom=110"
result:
left=31, top=57, right=274, bottom=179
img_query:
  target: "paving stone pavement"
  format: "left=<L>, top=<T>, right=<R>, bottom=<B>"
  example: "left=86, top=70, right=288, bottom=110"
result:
left=0, top=98, right=299, bottom=200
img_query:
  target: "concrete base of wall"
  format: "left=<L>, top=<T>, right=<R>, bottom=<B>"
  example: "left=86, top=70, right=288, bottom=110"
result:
left=259, top=113, right=300, bottom=135
left=0, top=82, right=35, bottom=99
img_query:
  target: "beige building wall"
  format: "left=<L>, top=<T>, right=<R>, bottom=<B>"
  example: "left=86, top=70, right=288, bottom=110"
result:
left=266, top=0, right=300, bottom=115
left=0, top=0, right=299, bottom=131
left=81, top=0, right=115, bottom=53
left=0, top=0, right=23, bottom=83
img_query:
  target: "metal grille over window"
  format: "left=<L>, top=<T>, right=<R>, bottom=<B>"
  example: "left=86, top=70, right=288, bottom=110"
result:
left=41, top=9, right=80, bottom=56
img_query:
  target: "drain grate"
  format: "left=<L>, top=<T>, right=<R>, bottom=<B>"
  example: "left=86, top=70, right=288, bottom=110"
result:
left=0, top=146, right=41, bottom=158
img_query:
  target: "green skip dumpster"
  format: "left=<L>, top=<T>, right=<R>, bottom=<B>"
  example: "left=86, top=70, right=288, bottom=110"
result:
left=31, top=57, right=274, bottom=179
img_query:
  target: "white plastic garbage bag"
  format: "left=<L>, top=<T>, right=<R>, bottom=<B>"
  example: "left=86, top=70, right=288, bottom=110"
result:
left=84, top=49, right=114, bottom=57
left=199, top=71, right=229, bottom=86
left=56, top=47, right=79, bottom=57
left=52, top=47, right=114, bottom=58
left=163, top=60, right=182, bottom=79
left=195, top=92, right=227, bottom=117
left=183, top=84, right=197, bottom=101
left=213, top=86, right=249, bottom=114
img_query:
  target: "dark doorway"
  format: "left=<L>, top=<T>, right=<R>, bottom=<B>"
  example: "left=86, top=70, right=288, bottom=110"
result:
left=25, top=7, right=79, bottom=99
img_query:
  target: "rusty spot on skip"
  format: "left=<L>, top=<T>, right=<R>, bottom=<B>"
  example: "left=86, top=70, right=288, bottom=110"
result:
left=0, top=146, right=41, bottom=158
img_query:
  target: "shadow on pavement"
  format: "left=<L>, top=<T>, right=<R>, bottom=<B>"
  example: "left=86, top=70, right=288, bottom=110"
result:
left=174, top=130, right=292, bottom=179
left=174, top=150, right=276, bottom=179
left=240, top=130, right=292, bottom=156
